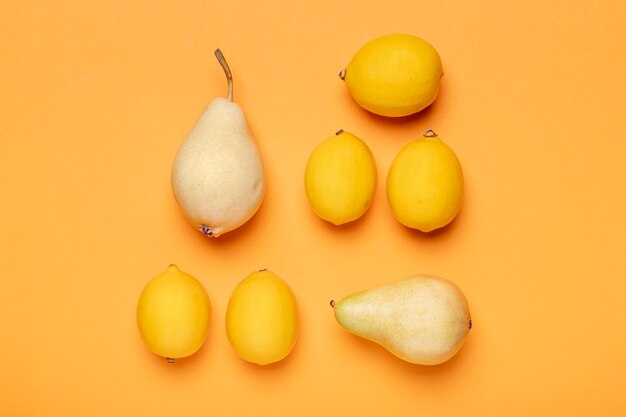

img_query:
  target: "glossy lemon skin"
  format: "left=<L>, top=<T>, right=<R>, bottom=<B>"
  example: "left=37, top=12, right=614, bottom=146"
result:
left=304, top=131, right=377, bottom=225
left=386, top=135, right=463, bottom=232
left=343, top=34, right=443, bottom=117
left=226, top=270, right=298, bottom=365
left=136, top=265, right=211, bottom=360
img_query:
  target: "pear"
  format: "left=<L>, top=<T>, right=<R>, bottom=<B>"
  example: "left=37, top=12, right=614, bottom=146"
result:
left=331, top=274, right=471, bottom=365
left=171, top=49, right=265, bottom=237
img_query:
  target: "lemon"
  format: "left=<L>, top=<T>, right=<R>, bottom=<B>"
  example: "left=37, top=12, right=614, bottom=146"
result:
left=225, top=270, right=298, bottom=365
left=136, top=265, right=211, bottom=362
left=304, top=130, right=377, bottom=225
left=341, top=34, right=443, bottom=117
left=386, top=130, right=463, bottom=232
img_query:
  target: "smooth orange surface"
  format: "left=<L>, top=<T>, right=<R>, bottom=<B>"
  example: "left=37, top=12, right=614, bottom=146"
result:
left=1, top=1, right=625, bottom=416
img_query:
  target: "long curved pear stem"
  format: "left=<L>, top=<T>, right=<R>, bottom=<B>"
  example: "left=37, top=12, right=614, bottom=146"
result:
left=214, top=49, right=233, bottom=102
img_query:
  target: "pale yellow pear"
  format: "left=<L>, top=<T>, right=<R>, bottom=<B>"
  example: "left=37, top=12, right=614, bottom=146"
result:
left=332, top=274, right=471, bottom=365
left=171, top=49, right=265, bottom=237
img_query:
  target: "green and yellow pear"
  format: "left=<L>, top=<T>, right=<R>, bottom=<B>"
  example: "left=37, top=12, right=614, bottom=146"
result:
left=331, top=274, right=471, bottom=365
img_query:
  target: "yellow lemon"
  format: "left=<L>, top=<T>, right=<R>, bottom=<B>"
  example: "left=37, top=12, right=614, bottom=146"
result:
left=304, top=130, right=377, bottom=225
left=136, top=265, right=211, bottom=362
left=341, top=34, right=443, bottom=117
left=387, top=130, right=463, bottom=232
left=226, top=270, right=298, bottom=365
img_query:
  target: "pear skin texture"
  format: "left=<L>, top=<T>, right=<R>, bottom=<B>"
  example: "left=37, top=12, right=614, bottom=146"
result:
left=171, top=97, right=265, bottom=237
left=333, top=275, right=471, bottom=365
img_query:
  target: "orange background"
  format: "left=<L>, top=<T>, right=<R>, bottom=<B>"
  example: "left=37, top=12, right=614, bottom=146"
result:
left=1, top=1, right=625, bottom=416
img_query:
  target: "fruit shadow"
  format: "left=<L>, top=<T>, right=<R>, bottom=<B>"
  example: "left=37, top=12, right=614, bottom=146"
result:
left=391, top=183, right=469, bottom=243
left=339, top=330, right=472, bottom=378
left=175, top=195, right=269, bottom=250
left=402, top=208, right=463, bottom=241
left=229, top=331, right=302, bottom=379
left=314, top=199, right=377, bottom=234
left=341, top=85, right=445, bottom=131
left=240, top=347, right=297, bottom=373
left=365, top=100, right=438, bottom=127
left=144, top=331, right=214, bottom=371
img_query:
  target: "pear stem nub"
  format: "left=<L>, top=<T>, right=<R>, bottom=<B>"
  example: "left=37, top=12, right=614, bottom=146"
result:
left=214, top=49, right=233, bottom=102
